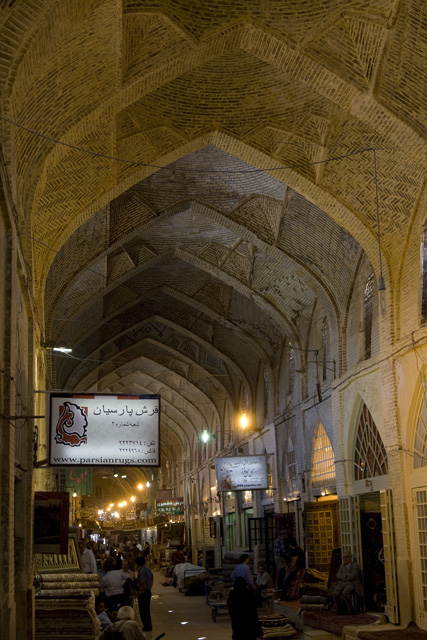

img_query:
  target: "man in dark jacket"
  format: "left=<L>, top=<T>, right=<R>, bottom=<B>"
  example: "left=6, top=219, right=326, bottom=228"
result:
left=135, top=556, right=153, bottom=632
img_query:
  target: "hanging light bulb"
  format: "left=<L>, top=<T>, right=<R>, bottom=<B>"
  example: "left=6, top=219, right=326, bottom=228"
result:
left=240, top=413, right=248, bottom=430
left=201, top=430, right=210, bottom=443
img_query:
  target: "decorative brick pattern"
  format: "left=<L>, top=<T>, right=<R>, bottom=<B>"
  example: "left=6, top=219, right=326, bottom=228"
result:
left=1, top=2, right=427, bottom=634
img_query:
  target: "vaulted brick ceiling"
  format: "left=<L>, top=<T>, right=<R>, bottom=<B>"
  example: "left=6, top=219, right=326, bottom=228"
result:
left=1, top=0, right=426, bottom=464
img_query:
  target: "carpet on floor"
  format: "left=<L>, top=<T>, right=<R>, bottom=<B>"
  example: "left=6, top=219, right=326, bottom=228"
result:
left=303, top=609, right=377, bottom=635
left=357, top=622, right=427, bottom=640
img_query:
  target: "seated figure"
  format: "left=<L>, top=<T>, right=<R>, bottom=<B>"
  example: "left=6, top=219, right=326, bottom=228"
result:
left=332, top=551, right=363, bottom=615
left=279, top=538, right=305, bottom=600
left=100, top=605, right=145, bottom=640
left=255, top=563, right=274, bottom=607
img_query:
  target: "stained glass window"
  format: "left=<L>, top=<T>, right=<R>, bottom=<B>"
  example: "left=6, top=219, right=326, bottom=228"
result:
left=311, top=423, right=336, bottom=491
left=354, top=404, right=388, bottom=480
left=364, top=274, right=374, bottom=359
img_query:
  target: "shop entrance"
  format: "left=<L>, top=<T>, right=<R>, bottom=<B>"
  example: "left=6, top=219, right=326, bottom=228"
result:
left=247, top=513, right=296, bottom=576
left=359, top=492, right=386, bottom=612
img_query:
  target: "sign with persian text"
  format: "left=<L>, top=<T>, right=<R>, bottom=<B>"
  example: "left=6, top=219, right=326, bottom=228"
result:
left=48, top=393, right=160, bottom=467
left=156, top=497, right=184, bottom=515
left=215, top=455, right=268, bottom=491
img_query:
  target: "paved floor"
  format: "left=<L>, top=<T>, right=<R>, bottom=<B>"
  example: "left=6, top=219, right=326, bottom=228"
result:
left=146, top=570, right=304, bottom=640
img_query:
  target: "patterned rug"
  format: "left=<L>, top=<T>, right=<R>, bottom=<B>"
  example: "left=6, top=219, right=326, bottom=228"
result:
left=357, top=622, right=427, bottom=640
left=303, top=609, right=377, bottom=635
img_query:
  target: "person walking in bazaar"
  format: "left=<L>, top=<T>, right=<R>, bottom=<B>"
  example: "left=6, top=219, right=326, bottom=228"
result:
left=135, top=556, right=154, bottom=633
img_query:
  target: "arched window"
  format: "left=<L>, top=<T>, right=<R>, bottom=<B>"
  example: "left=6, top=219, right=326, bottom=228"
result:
left=354, top=403, right=388, bottom=480
left=322, top=318, right=328, bottom=382
left=263, top=369, right=269, bottom=418
left=414, top=382, right=427, bottom=468
left=364, top=274, right=374, bottom=359
left=288, top=344, right=295, bottom=396
left=311, top=423, right=336, bottom=492
left=421, top=221, right=427, bottom=323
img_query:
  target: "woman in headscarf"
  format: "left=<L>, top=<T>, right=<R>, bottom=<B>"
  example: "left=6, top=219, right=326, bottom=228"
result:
left=227, top=577, right=263, bottom=640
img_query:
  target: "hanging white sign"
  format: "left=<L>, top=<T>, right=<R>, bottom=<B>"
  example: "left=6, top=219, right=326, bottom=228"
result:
left=48, top=393, right=160, bottom=466
left=215, top=455, right=268, bottom=492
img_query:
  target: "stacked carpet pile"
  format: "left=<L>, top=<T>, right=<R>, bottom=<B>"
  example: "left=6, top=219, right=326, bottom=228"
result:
left=259, top=612, right=297, bottom=638
left=303, top=609, right=377, bottom=635
left=35, top=573, right=101, bottom=639
left=36, top=572, right=100, bottom=597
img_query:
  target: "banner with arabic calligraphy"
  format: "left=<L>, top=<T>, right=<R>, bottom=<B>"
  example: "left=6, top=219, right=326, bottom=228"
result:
left=215, top=455, right=268, bottom=491
left=156, top=498, right=184, bottom=515
left=48, top=393, right=160, bottom=466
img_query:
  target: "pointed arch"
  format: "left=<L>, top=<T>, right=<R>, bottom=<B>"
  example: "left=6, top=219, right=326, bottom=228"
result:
left=354, top=403, right=388, bottom=480
left=311, top=423, right=336, bottom=492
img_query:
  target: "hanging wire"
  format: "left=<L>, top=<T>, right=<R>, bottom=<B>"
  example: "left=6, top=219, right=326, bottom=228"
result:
left=0, top=114, right=379, bottom=174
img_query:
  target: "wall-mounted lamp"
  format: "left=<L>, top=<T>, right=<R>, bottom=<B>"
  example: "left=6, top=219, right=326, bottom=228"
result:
left=240, top=413, right=248, bottom=429
left=41, top=341, right=72, bottom=354
left=201, top=429, right=234, bottom=443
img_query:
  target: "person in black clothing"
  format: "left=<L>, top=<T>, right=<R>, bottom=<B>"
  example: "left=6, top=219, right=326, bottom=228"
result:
left=135, top=555, right=153, bottom=632
left=279, top=538, right=305, bottom=601
left=227, top=577, right=263, bottom=640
